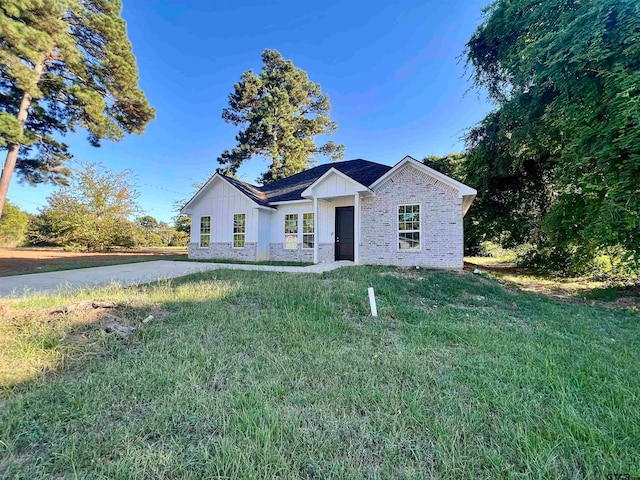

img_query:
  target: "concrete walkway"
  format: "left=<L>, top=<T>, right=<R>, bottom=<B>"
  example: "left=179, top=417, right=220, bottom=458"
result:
left=0, top=260, right=353, bottom=297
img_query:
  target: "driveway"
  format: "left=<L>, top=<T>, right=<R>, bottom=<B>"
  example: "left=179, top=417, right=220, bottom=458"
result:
left=0, top=260, right=352, bottom=297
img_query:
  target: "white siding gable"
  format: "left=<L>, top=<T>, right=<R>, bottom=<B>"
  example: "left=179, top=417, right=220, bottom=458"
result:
left=302, top=169, right=369, bottom=199
left=188, top=177, right=258, bottom=243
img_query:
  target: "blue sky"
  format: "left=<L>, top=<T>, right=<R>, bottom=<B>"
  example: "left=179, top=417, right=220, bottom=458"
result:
left=9, top=0, right=492, bottom=223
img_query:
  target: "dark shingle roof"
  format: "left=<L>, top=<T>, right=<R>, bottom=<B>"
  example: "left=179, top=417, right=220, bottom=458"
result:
left=222, top=175, right=270, bottom=207
left=220, top=159, right=392, bottom=206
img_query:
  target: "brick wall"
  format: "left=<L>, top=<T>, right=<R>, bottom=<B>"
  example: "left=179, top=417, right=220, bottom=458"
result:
left=318, top=243, right=334, bottom=263
left=269, top=243, right=314, bottom=262
left=360, top=164, right=464, bottom=269
left=188, top=242, right=257, bottom=262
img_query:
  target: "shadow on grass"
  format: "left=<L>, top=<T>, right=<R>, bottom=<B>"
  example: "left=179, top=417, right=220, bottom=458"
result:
left=1, top=266, right=638, bottom=478
left=1, top=274, right=239, bottom=394
left=464, top=260, right=640, bottom=307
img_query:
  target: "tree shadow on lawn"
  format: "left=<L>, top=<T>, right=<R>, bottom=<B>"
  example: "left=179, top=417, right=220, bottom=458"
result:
left=464, top=260, right=640, bottom=309
left=0, top=267, right=638, bottom=478
left=0, top=273, right=246, bottom=476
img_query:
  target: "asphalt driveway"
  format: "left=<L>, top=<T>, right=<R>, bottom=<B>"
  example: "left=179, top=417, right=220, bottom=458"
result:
left=0, top=260, right=351, bottom=297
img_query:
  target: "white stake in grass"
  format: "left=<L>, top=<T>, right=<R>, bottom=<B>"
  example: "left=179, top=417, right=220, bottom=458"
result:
left=368, top=287, right=378, bottom=317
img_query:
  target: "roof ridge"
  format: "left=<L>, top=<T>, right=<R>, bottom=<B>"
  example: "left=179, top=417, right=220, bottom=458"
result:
left=183, top=159, right=393, bottom=211
left=259, top=158, right=386, bottom=189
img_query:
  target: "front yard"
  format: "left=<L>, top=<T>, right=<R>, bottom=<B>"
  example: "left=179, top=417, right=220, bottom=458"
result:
left=1, top=267, right=638, bottom=478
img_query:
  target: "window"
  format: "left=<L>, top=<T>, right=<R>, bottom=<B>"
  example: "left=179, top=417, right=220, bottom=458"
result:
left=200, top=216, right=211, bottom=247
left=284, top=214, right=298, bottom=249
left=398, top=204, right=420, bottom=250
left=302, top=213, right=314, bottom=249
left=233, top=213, right=245, bottom=248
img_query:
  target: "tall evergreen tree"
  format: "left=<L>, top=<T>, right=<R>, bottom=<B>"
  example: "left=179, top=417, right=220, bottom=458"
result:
left=465, top=0, right=640, bottom=267
left=218, top=49, right=344, bottom=184
left=0, top=0, right=155, bottom=218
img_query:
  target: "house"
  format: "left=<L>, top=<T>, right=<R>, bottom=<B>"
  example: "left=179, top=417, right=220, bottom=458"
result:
left=180, top=156, right=477, bottom=269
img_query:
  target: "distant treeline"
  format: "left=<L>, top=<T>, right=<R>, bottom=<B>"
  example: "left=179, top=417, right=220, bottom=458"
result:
left=0, top=164, right=189, bottom=251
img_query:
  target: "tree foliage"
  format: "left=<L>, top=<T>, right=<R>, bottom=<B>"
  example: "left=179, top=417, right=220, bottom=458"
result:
left=0, top=0, right=155, bottom=217
left=217, top=49, right=344, bottom=184
left=422, top=153, right=487, bottom=255
left=30, top=163, right=140, bottom=250
left=0, top=199, right=29, bottom=246
left=422, top=153, right=466, bottom=180
left=134, top=215, right=186, bottom=247
left=173, top=214, right=190, bottom=234
left=464, top=0, right=640, bottom=267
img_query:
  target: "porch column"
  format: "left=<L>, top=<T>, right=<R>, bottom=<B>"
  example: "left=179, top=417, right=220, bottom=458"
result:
left=313, top=196, right=319, bottom=264
left=354, top=193, right=360, bottom=265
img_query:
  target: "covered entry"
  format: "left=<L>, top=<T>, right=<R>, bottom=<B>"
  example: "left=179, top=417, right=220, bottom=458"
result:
left=335, top=206, right=354, bottom=261
left=301, top=167, right=374, bottom=265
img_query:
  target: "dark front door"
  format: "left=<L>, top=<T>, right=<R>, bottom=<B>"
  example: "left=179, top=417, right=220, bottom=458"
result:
left=335, top=206, right=354, bottom=261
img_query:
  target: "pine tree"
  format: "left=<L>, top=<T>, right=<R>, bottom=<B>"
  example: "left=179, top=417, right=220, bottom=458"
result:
left=0, top=0, right=155, bottom=218
left=218, top=49, right=344, bottom=184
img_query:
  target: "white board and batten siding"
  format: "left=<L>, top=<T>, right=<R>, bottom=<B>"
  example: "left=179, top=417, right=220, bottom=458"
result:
left=267, top=202, right=313, bottom=245
left=256, top=209, right=271, bottom=261
left=317, top=197, right=354, bottom=244
left=270, top=194, right=356, bottom=247
left=303, top=170, right=361, bottom=246
left=189, top=177, right=259, bottom=244
left=311, top=171, right=362, bottom=198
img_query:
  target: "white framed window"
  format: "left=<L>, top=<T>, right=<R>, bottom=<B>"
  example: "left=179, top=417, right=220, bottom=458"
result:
left=233, top=213, right=245, bottom=248
left=398, top=204, right=420, bottom=250
left=200, top=216, right=211, bottom=247
left=302, top=213, right=314, bottom=249
left=284, top=214, right=298, bottom=249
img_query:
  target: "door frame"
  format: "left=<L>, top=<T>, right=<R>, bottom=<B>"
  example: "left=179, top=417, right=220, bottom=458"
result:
left=334, top=206, right=355, bottom=261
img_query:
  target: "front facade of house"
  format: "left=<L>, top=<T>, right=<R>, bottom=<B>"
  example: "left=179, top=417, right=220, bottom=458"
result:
left=181, top=156, right=476, bottom=269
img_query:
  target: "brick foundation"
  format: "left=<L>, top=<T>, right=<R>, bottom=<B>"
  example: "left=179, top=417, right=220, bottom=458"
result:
left=269, top=243, right=314, bottom=262
left=188, top=242, right=257, bottom=262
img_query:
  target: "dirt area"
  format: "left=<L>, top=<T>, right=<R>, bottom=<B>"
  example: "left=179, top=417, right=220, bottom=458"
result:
left=0, top=247, right=187, bottom=277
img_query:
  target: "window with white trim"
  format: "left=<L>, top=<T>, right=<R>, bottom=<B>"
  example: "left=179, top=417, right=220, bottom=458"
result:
left=398, top=204, right=420, bottom=250
left=302, top=213, right=314, bottom=249
left=233, top=213, right=245, bottom=248
left=284, top=214, right=298, bottom=249
left=200, top=216, right=211, bottom=247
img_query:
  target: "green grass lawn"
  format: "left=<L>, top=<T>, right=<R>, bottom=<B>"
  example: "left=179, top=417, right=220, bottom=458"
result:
left=1, top=267, right=638, bottom=478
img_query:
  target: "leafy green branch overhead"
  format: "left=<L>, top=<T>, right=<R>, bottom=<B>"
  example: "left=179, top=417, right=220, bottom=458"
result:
left=218, top=49, right=344, bottom=184
left=464, top=0, right=640, bottom=266
left=0, top=0, right=155, bottom=217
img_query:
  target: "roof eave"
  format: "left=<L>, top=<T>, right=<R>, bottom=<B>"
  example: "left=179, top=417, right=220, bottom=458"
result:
left=300, top=167, right=373, bottom=199
left=180, top=174, right=266, bottom=213
left=370, top=155, right=478, bottom=197
left=462, top=193, right=477, bottom=217
left=180, top=173, right=222, bottom=214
